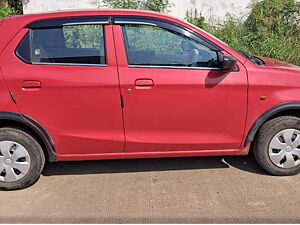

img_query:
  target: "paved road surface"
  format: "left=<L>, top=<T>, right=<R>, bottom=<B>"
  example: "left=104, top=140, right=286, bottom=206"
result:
left=1, top=154, right=300, bottom=223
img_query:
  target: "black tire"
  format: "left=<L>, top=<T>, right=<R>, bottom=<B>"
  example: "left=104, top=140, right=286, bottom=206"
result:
left=0, top=128, right=45, bottom=190
left=253, top=116, right=300, bottom=176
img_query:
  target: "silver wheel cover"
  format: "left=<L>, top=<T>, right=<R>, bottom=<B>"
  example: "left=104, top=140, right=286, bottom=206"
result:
left=0, top=141, right=31, bottom=182
left=268, top=129, right=300, bottom=168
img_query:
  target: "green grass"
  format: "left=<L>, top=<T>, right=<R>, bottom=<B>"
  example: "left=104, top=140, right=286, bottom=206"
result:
left=186, top=0, right=300, bottom=66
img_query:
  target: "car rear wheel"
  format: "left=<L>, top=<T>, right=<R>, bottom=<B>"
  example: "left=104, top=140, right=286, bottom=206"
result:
left=0, top=128, right=45, bottom=190
left=254, top=116, right=300, bottom=175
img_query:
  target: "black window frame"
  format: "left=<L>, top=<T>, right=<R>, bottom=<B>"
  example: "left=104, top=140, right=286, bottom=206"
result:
left=16, top=16, right=109, bottom=67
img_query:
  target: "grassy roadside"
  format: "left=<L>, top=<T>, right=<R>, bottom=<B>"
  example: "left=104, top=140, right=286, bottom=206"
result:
left=186, top=0, right=300, bottom=66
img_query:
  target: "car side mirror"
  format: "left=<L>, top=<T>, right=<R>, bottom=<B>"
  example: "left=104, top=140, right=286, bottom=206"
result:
left=219, top=54, right=237, bottom=71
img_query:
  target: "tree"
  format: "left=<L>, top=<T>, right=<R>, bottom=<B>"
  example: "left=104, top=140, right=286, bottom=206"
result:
left=100, top=0, right=172, bottom=13
left=185, top=8, right=208, bottom=29
left=0, top=0, right=8, bottom=8
left=0, top=0, right=22, bottom=18
left=245, top=0, right=299, bottom=37
left=144, top=0, right=171, bottom=12
left=7, top=0, right=23, bottom=14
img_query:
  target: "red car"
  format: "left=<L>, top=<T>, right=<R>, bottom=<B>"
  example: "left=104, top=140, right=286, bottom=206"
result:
left=0, top=10, right=299, bottom=190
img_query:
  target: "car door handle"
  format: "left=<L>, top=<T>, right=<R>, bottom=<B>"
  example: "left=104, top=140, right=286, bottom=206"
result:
left=135, top=79, right=154, bottom=89
left=22, top=80, right=41, bottom=89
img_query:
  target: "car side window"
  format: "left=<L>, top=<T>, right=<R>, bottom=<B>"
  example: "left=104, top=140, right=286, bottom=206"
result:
left=122, top=25, right=219, bottom=68
left=15, top=32, right=31, bottom=63
left=17, top=24, right=106, bottom=65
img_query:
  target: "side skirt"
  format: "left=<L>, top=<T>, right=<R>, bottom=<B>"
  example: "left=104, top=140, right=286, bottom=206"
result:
left=57, top=143, right=251, bottom=161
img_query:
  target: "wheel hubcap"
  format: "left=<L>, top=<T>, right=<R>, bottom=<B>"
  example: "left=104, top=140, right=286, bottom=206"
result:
left=4, top=158, right=12, bottom=165
left=0, top=141, right=31, bottom=182
left=268, top=129, right=300, bottom=168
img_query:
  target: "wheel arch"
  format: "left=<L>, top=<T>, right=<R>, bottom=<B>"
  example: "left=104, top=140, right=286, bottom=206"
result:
left=0, top=111, right=57, bottom=162
left=245, top=102, right=300, bottom=147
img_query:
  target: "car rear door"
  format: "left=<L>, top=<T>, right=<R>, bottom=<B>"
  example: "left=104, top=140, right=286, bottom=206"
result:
left=113, top=17, right=248, bottom=152
left=0, top=16, right=125, bottom=156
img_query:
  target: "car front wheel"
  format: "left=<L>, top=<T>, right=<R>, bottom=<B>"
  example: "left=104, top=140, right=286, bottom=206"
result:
left=254, top=116, right=300, bottom=175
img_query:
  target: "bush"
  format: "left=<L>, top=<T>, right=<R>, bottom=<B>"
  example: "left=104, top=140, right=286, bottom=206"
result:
left=6, top=0, right=23, bottom=14
left=101, top=0, right=172, bottom=13
left=0, top=0, right=22, bottom=18
left=0, top=6, right=16, bottom=18
left=186, top=0, right=300, bottom=66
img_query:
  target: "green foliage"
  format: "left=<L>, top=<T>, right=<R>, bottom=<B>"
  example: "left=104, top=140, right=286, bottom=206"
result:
left=63, top=25, right=103, bottom=49
left=0, top=6, right=16, bottom=18
left=101, top=0, right=172, bottom=13
left=186, top=0, right=300, bottom=66
left=101, top=0, right=140, bottom=10
left=245, top=0, right=299, bottom=36
left=0, top=0, right=22, bottom=18
left=144, top=0, right=171, bottom=13
left=7, top=0, right=23, bottom=14
left=185, top=9, right=209, bottom=30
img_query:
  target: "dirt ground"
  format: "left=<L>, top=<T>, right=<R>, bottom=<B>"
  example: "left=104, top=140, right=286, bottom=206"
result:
left=1, top=154, right=300, bottom=223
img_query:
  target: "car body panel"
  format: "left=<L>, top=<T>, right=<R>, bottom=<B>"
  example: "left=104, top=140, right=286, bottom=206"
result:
left=256, top=56, right=300, bottom=72
left=0, top=25, right=125, bottom=155
left=0, top=10, right=299, bottom=161
left=243, top=59, right=300, bottom=144
left=112, top=25, right=248, bottom=152
left=57, top=144, right=251, bottom=161
left=0, top=67, right=20, bottom=113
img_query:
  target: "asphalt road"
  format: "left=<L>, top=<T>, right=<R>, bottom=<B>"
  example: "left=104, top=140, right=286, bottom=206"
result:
left=1, top=154, right=300, bottom=223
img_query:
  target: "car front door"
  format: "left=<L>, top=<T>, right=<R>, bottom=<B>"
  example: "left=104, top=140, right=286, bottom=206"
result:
left=113, top=17, right=248, bottom=152
left=0, top=16, right=125, bottom=155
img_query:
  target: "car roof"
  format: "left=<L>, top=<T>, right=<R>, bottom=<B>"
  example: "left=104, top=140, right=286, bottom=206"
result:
left=5, top=9, right=177, bottom=22
left=1, top=9, right=248, bottom=64
left=3, top=9, right=187, bottom=34
left=24, top=9, right=163, bottom=16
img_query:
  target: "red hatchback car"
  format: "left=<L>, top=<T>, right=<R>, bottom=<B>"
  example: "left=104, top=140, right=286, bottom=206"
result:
left=0, top=10, right=299, bottom=190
